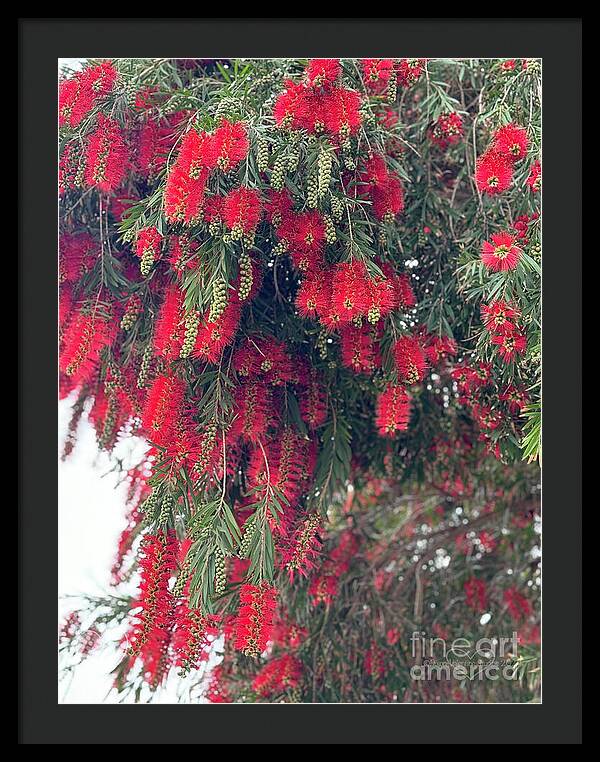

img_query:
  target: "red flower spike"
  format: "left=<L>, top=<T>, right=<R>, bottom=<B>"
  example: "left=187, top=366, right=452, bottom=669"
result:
left=84, top=115, right=128, bottom=192
left=125, top=531, right=177, bottom=663
left=295, top=270, right=332, bottom=320
left=229, top=381, right=273, bottom=443
left=375, top=384, right=412, bottom=437
left=209, top=120, right=249, bottom=172
left=394, top=335, right=428, bottom=384
left=492, top=123, right=529, bottom=162
left=59, top=309, right=117, bottom=386
left=491, top=327, right=527, bottom=363
left=59, top=61, right=118, bottom=128
left=429, top=112, right=464, bottom=150
left=298, top=372, right=328, bottom=429
left=340, top=323, right=380, bottom=374
left=504, top=587, right=532, bottom=622
left=481, top=232, right=522, bottom=272
left=481, top=300, right=520, bottom=333
left=234, top=583, right=277, bottom=657
left=475, top=150, right=513, bottom=195
left=193, top=295, right=242, bottom=364
left=222, top=186, right=263, bottom=235
left=306, top=59, right=341, bottom=89
left=252, top=654, right=302, bottom=698
left=282, top=513, right=322, bottom=582
left=142, top=374, right=186, bottom=447
left=397, top=59, right=425, bottom=87
left=527, top=160, right=541, bottom=192
left=361, top=59, right=395, bottom=94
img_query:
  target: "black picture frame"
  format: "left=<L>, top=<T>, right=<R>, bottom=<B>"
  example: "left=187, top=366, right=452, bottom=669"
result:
left=19, top=18, right=582, bottom=744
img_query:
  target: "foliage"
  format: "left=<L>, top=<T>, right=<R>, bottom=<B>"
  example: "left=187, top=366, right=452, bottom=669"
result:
left=59, top=57, right=541, bottom=703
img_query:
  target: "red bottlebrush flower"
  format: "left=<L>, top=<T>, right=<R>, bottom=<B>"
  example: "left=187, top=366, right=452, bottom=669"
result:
left=59, top=233, right=97, bottom=283
left=340, top=323, right=380, bottom=374
left=234, top=582, right=277, bottom=657
left=154, top=283, right=185, bottom=359
left=492, top=123, right=529, bottom=162
left=464, top=577, right=487, bottom=612
left=306, top=58, right=341, bottom=89
left=331, top=261, right=369, bottom=322
left=375, top=384, right=411, bottom=437
left=125, top=531, right=177, bottom=660
left=273, top=428, right=310, bottom=508
left=359, top=153, right=390, bottom=189
left=273, top=79, right=309, bottom=129
left=481, top=299, right=520, bottom=333
left=160, top=413, right=205, bottom=477
left=298, top=372, right=328, bottom=429
left=281, top=210, right=326, bottom=273
left=295, top=269, right=332, bottom=320
left=481, top=232, right=522, bottom=272
left=323, top=87, right=362, bottom=137
left=363, top=273, right=397, bottom=323
left=252, top=654, right=302, bottom=698
left=397, top=58, right=425, bottom=87
left=84, top=115, right=128, bottom=192
left=265, top=189, right=294, bottom=225
left=209, top=119, right=249, bottom=172
left=392, top=270, right=417, bottom=310
left=142, top=373, right=186, bottom=447
left=527, top=160, right=542, bottom=192
left=501, top=59, right=516, bottom=71
left=272, top=618, right=308, bottom=650
left=60, top=309, right=116, bottom=385
left=422, top=332, right=458, bottom=366
left=371, top=175, right=405, bottom=222
left=361, top=59, right=395, bottom=93
left=282, top=513, right=322, bottom=581
left=364, top=643, right=386, bottom=681
left=135, top=117, right=175, bottom=179
left=167, top=235, right=199, bottom=274
left=472, top=403, right=502, bottom=432
left=84, top=60, right=118, bottom=97
left=222, top=186, right=262, bottom=236
left=232, top=336, right=295, bottom=385
left=475, top=150, right=513, bottom=195
left=135, top=226, right=163, bottom=273
left=203, top=194, right=223, bottom=224
left=504, top=587, right=532, bottom=621
left=59, top=61, right=118, bottom=128
left=229, top=381, right=273, bottom=443
left=171, top=601, right=220, bottom=675
left=58, top=142, right=79, bottom=194
left=394, top=335, right=428, bottom=384
left=491, top=327, right=527, bottom=363
left=499, top=384, right=529, bottom=414
left=429, top=112, right=464, bottom=150
left=164, top=129, right=212, bottom=224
